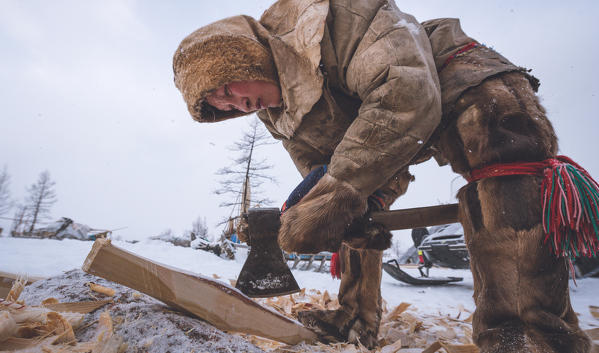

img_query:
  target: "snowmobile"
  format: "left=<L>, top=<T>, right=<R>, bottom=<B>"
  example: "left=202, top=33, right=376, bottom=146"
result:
left=384, top=222, right=599, bottom=285
left=383, top=223, right=467, bottom=285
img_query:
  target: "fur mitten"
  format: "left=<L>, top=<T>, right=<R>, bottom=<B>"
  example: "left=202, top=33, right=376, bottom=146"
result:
left=278, top=174, right=367, bottom=253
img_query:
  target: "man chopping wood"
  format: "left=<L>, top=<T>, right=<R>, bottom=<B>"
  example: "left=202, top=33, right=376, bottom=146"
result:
left=173, top=0, right=598, bottom=351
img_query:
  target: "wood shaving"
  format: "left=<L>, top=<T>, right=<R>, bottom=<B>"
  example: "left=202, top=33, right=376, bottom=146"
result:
left=45, top=311, right=77, bottom=345
left=250, top=289, right=478, bottom=352
left=44, top=299, right=112, bottom=314
left=87, top=282, right=116, bottom=296
left=5, top=275, right=27, bottom=302
left=590, top=305, right=599, bottom=320
left=0, top=310, right=17, bottom=341
left=0, top=278, right=124, bottom=352
left=42, top=297, right=60, bottom=305
left=586, top=327, right=599, bottom=340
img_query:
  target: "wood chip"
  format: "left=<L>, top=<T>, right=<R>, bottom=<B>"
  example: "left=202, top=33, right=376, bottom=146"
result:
left=0, top=311, right=17, bottom=341
left=212, top=274, right=221, bottom=279
left=590, top=306, right=599, bottom=320
left=42, top=297, right=59, bottom=305
left=422, top=341, right=442, bottom=353
left=440, top=342, right=479, bottom=353
left=87, top=282, right=116, bottom=296
left=44, top=300, right=112, bottom=314
left=385, top=302, right=411, bottom=322
left=0, top=337, right=53, bottom=351
left=5, top=276, right=27, bottom=302
left=45, top=311, right=77, bottom=345
left=586, top=327, right=599, bottom=340
left=380, top=339, right=402, bottom=353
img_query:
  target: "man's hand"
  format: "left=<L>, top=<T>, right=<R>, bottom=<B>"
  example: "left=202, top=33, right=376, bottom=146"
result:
left=279, top=166, right=393, bottom=253
left=279, top=172, right=367, bottom=253
left=344, top=193, right=392, bottom=250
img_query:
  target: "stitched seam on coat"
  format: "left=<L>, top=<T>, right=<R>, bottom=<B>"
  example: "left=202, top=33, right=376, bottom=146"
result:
left=357, top=106, right=418, bottom=136
left=334, top=154, right=363, bottom=169
left=330, top=4, right=370, bottom=21
left=339, top=133, right=396, bottom=155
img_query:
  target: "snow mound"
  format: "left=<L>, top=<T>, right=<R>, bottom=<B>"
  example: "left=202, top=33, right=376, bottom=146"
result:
left=20, top=269, right=264, bottom=353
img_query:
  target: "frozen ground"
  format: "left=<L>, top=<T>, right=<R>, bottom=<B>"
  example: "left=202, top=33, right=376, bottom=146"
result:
left=1, top=236, right=598, bottom=330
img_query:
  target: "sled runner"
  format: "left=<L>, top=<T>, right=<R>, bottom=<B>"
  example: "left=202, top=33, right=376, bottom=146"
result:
left=383, top=259, right=462, bottom=285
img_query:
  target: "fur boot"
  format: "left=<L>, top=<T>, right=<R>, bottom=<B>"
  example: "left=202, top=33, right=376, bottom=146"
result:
left=436, top=72, right=592, bottom=352
left=278, top=174, right=367, bottom=254
left=298, top=244, right=383, bottom=349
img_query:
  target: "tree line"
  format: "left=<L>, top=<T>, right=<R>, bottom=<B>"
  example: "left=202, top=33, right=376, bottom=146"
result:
left=0, top=167, right=57, bottom=237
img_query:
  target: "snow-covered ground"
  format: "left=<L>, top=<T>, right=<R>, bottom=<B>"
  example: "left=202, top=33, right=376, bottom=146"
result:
left=1, top=237, right=598, bottom=330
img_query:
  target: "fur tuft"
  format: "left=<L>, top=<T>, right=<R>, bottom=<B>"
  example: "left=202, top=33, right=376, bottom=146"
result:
left=278, top=174, right=367, bottom=254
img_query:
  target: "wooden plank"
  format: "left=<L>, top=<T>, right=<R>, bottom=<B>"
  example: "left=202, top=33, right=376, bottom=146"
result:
left=371, top=203, right=459, bottom=230
left=82, top=239, right=317, bottom=345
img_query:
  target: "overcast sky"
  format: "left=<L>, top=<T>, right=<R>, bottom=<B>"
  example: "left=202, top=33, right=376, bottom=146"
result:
left=1, top=0, right=598, bottom=241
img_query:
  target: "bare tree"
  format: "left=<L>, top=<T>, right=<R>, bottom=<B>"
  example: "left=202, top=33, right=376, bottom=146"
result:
left=25, top=170, right=58, bottom=233
left=0, top=166, right=12, bottom=217
left=191, top=216, right=209, bottom=241
left=214, top=117, right=277, bottom=224
left=11, top=203, right=29, bottom=237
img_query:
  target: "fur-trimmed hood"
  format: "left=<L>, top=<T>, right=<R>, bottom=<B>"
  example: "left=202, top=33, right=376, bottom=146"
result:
left=173, top=15, right=278, bottom=122
left=173, top=0, right=329, bottom=128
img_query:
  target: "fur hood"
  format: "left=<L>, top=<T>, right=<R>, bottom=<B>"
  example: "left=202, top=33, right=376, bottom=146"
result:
left=172, top=15, right=278, bottom=122
left=172, top=0, right=329, bottom=128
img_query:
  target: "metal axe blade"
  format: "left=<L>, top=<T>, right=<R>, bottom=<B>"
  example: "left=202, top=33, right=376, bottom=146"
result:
left=235, top=208, right=300, bottom=298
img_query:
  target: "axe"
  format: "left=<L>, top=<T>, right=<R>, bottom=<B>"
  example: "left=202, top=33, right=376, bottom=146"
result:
left=235, top=203, right=459, bottom=297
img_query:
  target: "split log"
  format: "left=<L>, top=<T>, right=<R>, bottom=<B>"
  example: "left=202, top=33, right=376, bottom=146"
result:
left=82, top=238, right=317, bottom=345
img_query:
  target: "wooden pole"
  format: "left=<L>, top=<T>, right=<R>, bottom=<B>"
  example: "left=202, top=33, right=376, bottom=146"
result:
left=82, top=239, right=317, bottom=345
left=371, top=203, right=459, bottom=230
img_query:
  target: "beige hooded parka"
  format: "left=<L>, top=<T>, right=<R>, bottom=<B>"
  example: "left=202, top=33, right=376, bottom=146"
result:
left=174, top=0, right=525, bottom=252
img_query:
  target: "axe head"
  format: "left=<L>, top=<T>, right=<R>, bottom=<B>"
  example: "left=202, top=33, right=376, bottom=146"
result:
left=236, top=208, right=300, bottom=298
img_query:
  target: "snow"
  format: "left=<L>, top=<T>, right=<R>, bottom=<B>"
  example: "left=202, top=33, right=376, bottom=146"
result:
left=1, top=236, right=598, bottom=343
left=395, top=18, right=420, bottom=36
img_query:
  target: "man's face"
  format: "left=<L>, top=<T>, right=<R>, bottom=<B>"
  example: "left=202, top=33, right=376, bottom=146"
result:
left=205, top=80, right=282, bottom=113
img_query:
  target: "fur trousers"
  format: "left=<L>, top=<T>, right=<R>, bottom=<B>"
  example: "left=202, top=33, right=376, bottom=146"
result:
left=436, top=72, right=592, bottom=352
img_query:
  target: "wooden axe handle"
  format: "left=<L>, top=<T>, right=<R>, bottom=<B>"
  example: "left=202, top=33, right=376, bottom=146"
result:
left=370, top=203, right=459, bottom=230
